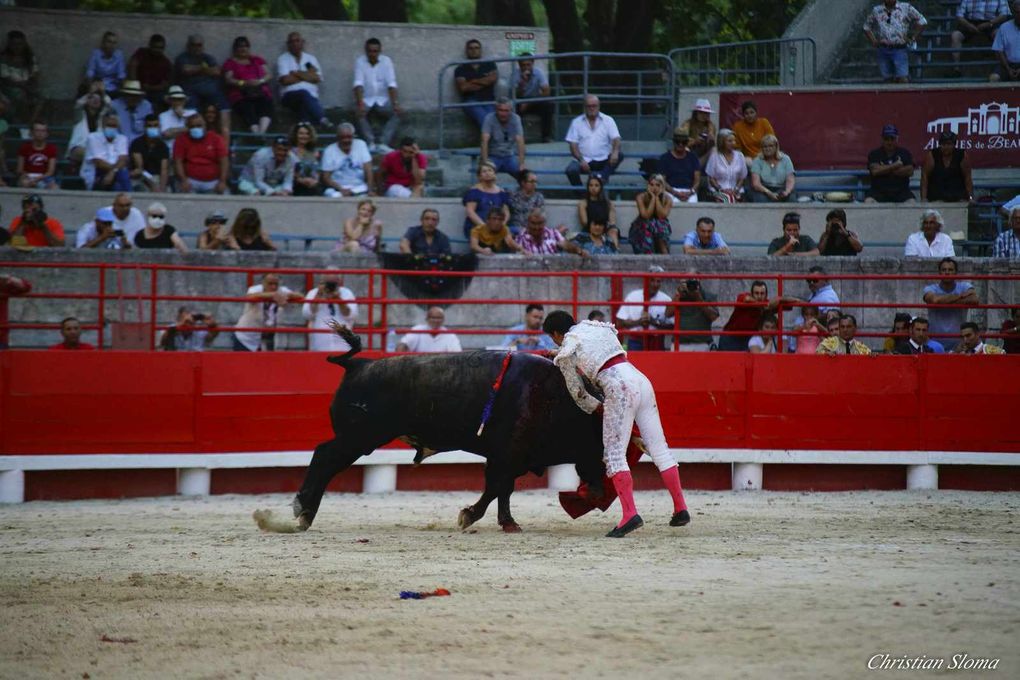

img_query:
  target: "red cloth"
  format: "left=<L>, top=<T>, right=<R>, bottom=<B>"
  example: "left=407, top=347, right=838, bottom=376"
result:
left=381, top=150, right=427, bottom=189
left=17, top=142, right=57, bottom=175
left=173, top=130, right=227, bottom=182
left=49, top=342, right=96, bottom=351
left=559, top=425, right=645, bottom=519
left=7, top=216, right=65, bottom=247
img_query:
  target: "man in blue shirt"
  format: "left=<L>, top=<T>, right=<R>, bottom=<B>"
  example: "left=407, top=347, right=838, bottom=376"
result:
left=922, top=257, right=979, bottom=348
left=502, top=303, right=556, bottom=350
left=399, top=209, right=452, bottom=255
left=682, top=216, right=730, bottom=255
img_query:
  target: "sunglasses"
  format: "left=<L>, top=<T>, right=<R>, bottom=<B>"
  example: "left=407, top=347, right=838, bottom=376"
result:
left=149, top=213, right=166, bottom=218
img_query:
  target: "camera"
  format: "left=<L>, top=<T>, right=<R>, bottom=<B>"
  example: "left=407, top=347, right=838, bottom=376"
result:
left=324, top=281, right=338, bottom=293
left=113, top=229, right=124, bottom=237
left=686, top=279, right=700, bottom=291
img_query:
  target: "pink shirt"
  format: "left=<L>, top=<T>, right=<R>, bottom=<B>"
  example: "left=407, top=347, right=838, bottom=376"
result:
left=705, top=150, right=748, bottom=191
left=223, top=56, right=272, bottom=103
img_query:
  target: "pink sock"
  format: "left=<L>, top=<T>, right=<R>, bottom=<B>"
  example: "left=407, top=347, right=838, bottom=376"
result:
left=611, top=471, right=638, bottom=528
left=660, top=465, right=687, bottom=513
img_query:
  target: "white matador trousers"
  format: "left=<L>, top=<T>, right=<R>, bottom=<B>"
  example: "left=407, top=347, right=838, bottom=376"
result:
left=596, top=362, right=676, bottom=476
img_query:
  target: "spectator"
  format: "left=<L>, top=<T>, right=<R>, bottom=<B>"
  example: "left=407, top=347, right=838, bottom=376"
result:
left=277, top=32, right=332, bottom=129
left=863, top=0, right=927, bottom=83
left=110, top=192, right=147, bottom=243
left=200, top=104, right=229, bottom=148
left=1000, top=306, right=1020, bottom=354
left=233, top=272, right=304, bottom=352
left=399, top=208, right=452, bottom=255
left=0, top=31, right=43, bottom=123
left=905, top=209, right=956, bottom=257
left=510, top=54, right=552, bottom=142
left=470, top=206, right=522, bottom=255
left=893, top=316, right=939, bottom=354
left=824, top=310, right=842, bottom=338
left=157, top=86, right=194, bottom=154
left=518, top=209, right=584, bottom=257
left=921, top=131, right=973, bottom=202
left=462, top=159, right=510, bottom=237
left=678, top=99, right=717, bottom=165
left=84, top=30, right=125, bottom=95
left=588, top=310, right=607, bottom=322
left=502, top=303, right=555, bottom=351
left=173, top=113, right=228, bottom=194
left=571, top=217, right=617, bottom=255
left=226, top=207, right=276, bottom=251
left=658, top=128, right=701, bottom=204
left=817, top=208, right=864, bottom=256
left=668, top=276, right=719, bottom=352
left=109, top=80, right=153, bottom=143
left=67, top=86, right=111, bottom=170
left=82, top=111, right=130, bottom=191
left=953, top=321, right=1006, bottom=354
left=303, top=270, right=358, bottom=352
left=883, top=312, right=913, bottom=353
left=923, top=257, right=979, bottom=347
left=718, top=281, right=791, bottom=352
left=16, top=120, right=57, bottom=190
left=129, top=113, right=169, bottom=193
left=127, top=34, right=172, bottom=109
left=704, top=129, right=747, bottom=203
left=7, top=193, right=64, bottom=247
left=49, top=317, right=95, bottom=351
left=159, top=307, right=218, bottom=351
left=804, top=265, right=840, bottom=313
left=196, top=210, right=233, bottom=250
left=768, top=212, right=819, bottom=256
left=381, top=136, right=426, bottom=198
left=576, top=174, right=619, bottom=248
left=629, top=174, right=673, bottom=255
left=134, top=201, right=187, bottom=252
left=238, top=136, right=294, bottom=196
left=992, top=206, right=1020, bottom=258
left=816, top=314, right=871, bottom=355
left=866, top=124, right=916, bottom=203
left=454, top=39, right=498, bottom=128
left=481, top=97, right=526, bottom=177
left=615, top=266, right=673, bottom=351
left=682, top=216, right=730, bottom=256
left=749, top=134, right=796, bottom=203
left=223, top=36, right=273, bottom=135
left=339, top=199, right=383, bottom=254
left=748, top=314, right=779, bottom=353
left=991, top=0, right=1020, bottom=81
left=791, top=305, right=826, bottom=354
left=76, top=205, right=130, bottom=250
left=731, top=100, right=775, bottom=166
left=321, top=123, right=374, bottom=197
left=174, top=35, right=231, bottom=137
left=951, top=1, right=1012, bottom=74
left=565, top=95, right=623, bottom=186
left=397, top=306, right=462, bottom=353
left=353, top=37, right=401, bottom=152
left=289, top=121, right=323, bottom=197
left=508, top=169, right=545, bottom=235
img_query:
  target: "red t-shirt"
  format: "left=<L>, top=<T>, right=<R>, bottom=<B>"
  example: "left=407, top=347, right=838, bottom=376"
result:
left=723, top=292, right=765, bottom=332
left=381, top=150, right=427, bottom=188
left=18, top=142, right=58, bottom=175
left=7, top=216, right=66, bottom=247
left=173, top=130, right=227, bottom=182
left=130, top=47, right=173, bottom=89
left=49, top=342, right=96, bottom=351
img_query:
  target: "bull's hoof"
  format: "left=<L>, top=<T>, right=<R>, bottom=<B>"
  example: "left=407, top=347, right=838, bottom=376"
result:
left=605, top=514, right=643, bottom=538
left=458, top=507, right=479, bottom=530
left=500, top=521, right=522, bottom=534
left=669, top=510, right=691, bottom=527
left=253, top=508, right=308, bottom=534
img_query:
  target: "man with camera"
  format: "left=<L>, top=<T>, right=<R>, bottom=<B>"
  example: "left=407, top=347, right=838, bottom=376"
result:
left=615, top=265, right=674, bottom=351
left=159, top=306, right=218, bottom=351
left=302, top=270, right=358, bottom=352
left=817, top=208, right=864, bottom=256
left=76, top=206, right=131, bottom=249
left=666, top=276, right=719, bottom=352
left=7, top=194, right=65, bottom=248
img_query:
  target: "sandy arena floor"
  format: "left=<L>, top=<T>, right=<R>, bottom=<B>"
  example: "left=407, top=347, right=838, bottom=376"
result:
left=0, top=489, right=1018, bottom=679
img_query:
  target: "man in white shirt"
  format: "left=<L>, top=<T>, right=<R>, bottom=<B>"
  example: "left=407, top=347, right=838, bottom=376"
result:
left=303, top=270, right=358, bottom=352
left=564, top=94, right=623, bottom=186
left=396, top=306, right=462, bottom=352
left=353, top=37, right=401, bottom=153
left=614, top=265, right=673, bottom=351
left=277, top=32, right=332, bottom=129
left=320, top=123, right=374, bottom=197
left=233, top=273, right=305, bottom=352
left=82, top=112, right=131, bottom=191
left=904, top=209, right=957, bottom=257
left=158, top=86, right=195, bottom=154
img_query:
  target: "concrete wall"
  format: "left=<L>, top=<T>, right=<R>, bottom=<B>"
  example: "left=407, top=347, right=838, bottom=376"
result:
left=0, top=187, right=970, bottom=258
left=784, top=0, right=873, bottom=80
left=3, top=249, right=1016, bottom=353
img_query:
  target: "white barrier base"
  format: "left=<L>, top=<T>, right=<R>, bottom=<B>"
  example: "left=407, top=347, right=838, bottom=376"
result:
left=363, top=464, right=397, bottom=493
left=178, top=468, right=211, bottom=496
left=732, top=462, right=763, bottom=491
left=906, top=464, right=938, bottom=490
left=0, top=470, right=25, bottom=504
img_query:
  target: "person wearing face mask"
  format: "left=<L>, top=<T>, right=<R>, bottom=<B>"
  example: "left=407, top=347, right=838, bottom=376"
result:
left=81, top=111, right=131, bottom=191
left=173, top=113, right=229, bottom=194
left=134, top=202, right=187, bottom=252
left=129, top=114, right=169, bottom=192
left=158, top=86, right=196, bottom=154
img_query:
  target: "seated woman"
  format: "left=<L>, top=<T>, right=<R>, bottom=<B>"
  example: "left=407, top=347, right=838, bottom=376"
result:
left=134, top=201, right=187, bottom=252
left=462, top=160, right=511, bottom=238
left=571, top=217, right=617, bottom=255
left=748, top=313, right=778, bottom=353
left=67, top=85, right=112, bottom=173
left=469, top=206, right=523, bottom=255
left=731, top=100, right=775, bottom=167
left=338, top=199, right=383, bottom=254
left=222, top=36, right=273, bottom=135
left=576, top=174, right=618, bottom=248
left=883, top=312, right=912, bottom=353
left=0, top=31, right=44, bottom=123
left=704, top=129, right=747, bottom=203
left=226, top=207, right=276, bottom=251
left=749, top=134, right=796, bottom=203
left=628, top=174, right=672, bottom=254
left=790, top=305, right=825, bottom=354
left=289, top=122, right=322, bottom=197
left=677, top=98, right=716, bottom=166
left=196, top=211, right=234, bottom=250
left=508, top=168, right=544, bottom=235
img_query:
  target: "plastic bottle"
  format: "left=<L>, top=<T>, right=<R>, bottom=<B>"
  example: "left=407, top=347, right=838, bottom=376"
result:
left=386, top=328, right=397, bottom=352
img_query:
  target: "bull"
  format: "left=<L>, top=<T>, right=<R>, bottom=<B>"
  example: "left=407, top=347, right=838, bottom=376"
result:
left=254, top=325, right=606, bottom=534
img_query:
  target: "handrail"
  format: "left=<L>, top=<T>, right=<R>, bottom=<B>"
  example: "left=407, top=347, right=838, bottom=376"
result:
left=669, top=38, right=817, bottom=88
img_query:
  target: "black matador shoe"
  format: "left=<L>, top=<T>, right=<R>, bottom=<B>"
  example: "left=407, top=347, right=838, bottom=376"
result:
left=669, top=510, right=691, bottom=527
left=606, top=514, right=644, bottom=538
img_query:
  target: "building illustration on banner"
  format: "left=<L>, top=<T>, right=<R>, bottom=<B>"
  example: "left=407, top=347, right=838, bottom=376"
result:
left=926, top=102, right=1020, bottom=137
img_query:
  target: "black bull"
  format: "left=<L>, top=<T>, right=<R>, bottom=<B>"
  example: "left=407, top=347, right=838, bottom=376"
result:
left=282, top=344, right=608, bottom=532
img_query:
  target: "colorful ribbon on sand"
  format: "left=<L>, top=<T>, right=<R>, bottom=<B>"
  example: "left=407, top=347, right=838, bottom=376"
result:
left=400, top=588, right=451, bottom=600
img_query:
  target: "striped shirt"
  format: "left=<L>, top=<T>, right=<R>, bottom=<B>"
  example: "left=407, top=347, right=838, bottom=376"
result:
left=956, top=0, right=1011, bottom=21
left=992, top=230, right=1020, bottom=258
left=518, top=227, right=564, bottom=255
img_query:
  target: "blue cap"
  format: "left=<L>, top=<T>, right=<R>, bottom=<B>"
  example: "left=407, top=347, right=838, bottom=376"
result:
left=881, top=124, right=899, bottom=138
left=96, top=206, right=116, bottom=222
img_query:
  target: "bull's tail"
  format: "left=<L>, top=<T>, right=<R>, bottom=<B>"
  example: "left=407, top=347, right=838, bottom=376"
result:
left=325, top=322, right=363, bottom=367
